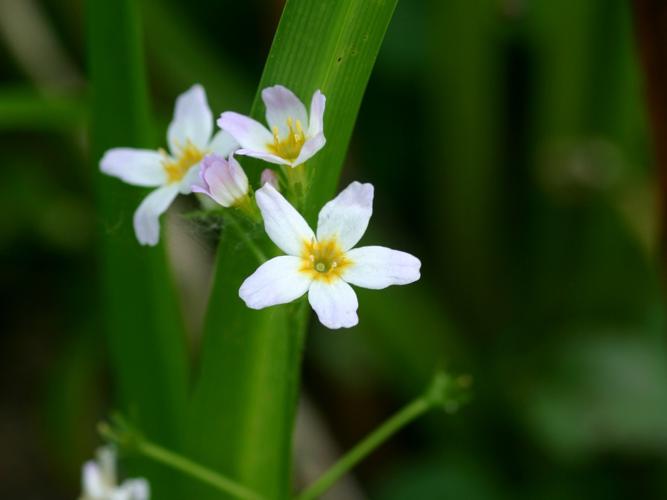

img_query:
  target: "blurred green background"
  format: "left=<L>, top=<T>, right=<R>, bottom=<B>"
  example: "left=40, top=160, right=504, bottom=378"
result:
left=2, top=0, right=667, bottom=498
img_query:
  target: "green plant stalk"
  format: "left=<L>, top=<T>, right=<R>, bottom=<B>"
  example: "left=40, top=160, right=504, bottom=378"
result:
left=295, top=396, right=430, bottom=500
left=137, top=439, right=266, bottom=500
left=295, top=371, right=468, bottom=499
left=87, top=0, right=189, bottom=497
left=187, top=1, right=398, bottom=498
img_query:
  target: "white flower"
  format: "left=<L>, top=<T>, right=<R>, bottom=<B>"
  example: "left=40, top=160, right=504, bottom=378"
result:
left=192, top=153, right=249, bottom=207
left=239, top=182, right=421, bottom=329
left=100, top=84, right=238, bottom=246
left=80, top=447, right=149, bottom=500
left=218, top=85, right=326, bottom=168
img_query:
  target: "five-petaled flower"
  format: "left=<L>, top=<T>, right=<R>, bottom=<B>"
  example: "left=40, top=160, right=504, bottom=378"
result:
left=100, top=84, right=238, bottom=245
left=80, top=446, right=149, bottom=500
left=239, top=182, right=421, bottom=329
left=218, top=85, right=326, bottom=168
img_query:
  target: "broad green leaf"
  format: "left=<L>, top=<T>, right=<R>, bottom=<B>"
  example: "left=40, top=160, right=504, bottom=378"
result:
left=87, top=1, right=189, bottom=497
left=188, top=1, right=398, bottom=498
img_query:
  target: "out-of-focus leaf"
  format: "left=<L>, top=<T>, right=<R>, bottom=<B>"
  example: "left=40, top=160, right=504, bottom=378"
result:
left=523, top=327, right=667, bottom=458
left=87, top=1, right=189, bottom=498
left=425, top=0, right=505, bottom=327
left=0, top=88, right=85, bottom=131
left=142, top=0, right=253, bottom=114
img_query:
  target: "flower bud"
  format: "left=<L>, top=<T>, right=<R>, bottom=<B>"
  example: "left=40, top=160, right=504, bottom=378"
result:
left=193, top=154, right=249, bottom=207
left=260, top=169, right=280, bottom=190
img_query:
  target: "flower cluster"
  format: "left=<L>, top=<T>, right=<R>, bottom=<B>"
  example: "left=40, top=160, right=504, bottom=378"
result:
left=101, top=84, right=420, bottom=329
left=79, top=447, right=149, bottom=500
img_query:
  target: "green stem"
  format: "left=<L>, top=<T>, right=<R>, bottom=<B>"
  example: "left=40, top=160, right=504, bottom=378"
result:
left=225, top=212, right=267, bottom=264
left=284, top=163, right=308, bottom=211
left=137, top=439, right=266, bottom=500
left=295, top=396, right=431, bottom=500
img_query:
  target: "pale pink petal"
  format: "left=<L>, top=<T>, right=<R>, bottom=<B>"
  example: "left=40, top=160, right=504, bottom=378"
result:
left=218, top=112, right=273, bottom=151
left=208, top=129, right=239, bottom=157
left=239, top=256, right=312, bottom=309
left=255, top=184, right=314, bottom=256
left=292, top=132, right=326, bottom=166
left=260, top=169, right=280, bottom=190
left=308, top=279, right=358, bottom=329
left=235, top=148, right=291, bottom=166
left=262, top=85, right=308, bottom=137
left=168, top=84, right=213, bottom=154
left=307, top=90, right=326, bottom=137
left=192, top=154, right=248, bottom=207
left=133, top=184, right=179, bottom=246
left=100, top=148, right=166, bottom=187
left=316, top=181, right=374, bottom=250
left=344, top=246, right=421, bottom=289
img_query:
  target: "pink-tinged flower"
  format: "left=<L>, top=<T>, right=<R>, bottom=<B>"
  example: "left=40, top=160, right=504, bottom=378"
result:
left=260, top=169, right=280, bottom=190
left=100, top=84, right=238, bottom=246
left=80, top=447, right=149, bottom=500
left=239, top=182, right=421, bottom=329
left=192, top=154, right=249, bottom=207
left=218, top=85, right=326, bottom=168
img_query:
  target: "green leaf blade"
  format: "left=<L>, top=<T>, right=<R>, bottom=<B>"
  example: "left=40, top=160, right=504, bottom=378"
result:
left=188, top=0, right=398, bottom=498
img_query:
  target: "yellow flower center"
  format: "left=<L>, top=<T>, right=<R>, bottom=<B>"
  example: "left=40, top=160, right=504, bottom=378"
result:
left=300, top=238, right=352, bottom=283
left=267, top=117, right=306, bottom=162
left=163, top=142, right=205, bottom=183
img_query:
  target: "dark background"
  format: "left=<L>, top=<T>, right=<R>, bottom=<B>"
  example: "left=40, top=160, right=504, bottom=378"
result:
left=2, top=0, right=666, bottom=498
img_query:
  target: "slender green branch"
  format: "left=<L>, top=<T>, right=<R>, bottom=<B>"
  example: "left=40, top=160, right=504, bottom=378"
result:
left=99, top=416, right=267, bottom=500
left=136, top=440, right=266, bottom=500
left=295, top=371, right=470, bottom=500
left=296, top=397, right=429, bottom=500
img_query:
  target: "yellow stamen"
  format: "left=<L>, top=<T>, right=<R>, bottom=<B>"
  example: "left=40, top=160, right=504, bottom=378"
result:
left=300, top=238, right=351, bottom=283
left=163, top=141, right=205, bottom=183
left=267, top=116, right=306, bottom=162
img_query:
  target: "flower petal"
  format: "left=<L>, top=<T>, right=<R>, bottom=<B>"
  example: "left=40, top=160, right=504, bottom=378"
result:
left=293, top=132, right=326, bottom=166
left=316, top=181, right=374, bottom=250
left=255, top=183, right=315, bottom=256
left=119, top=479, right=150, bottom=500
left=218, top=112, right=273, bottom=151
left=167, top=84, right=213, bottom=154
left=307, top=90, right=326, bottom=137
left=236, top=148, right=292, bottom=166
left=260, top=169, right=280, bottom=190
left=83, top=461, right=106, bottom=497
left=193, top=154, right=248, bottom=207
left=239, top=256, right=311, bottom=309
left=308, top=279, right=358, bottom=329
left=208, top=129, right=239, bottom=157
left=262, top=85, right=308, bottom=137
left=132, top=184, right=179, bottom=246
left=178, top=163, right=201, bottom=194
left=100, top=148, right=166, bottom=187
left=97, top=446, right=117, bottom=485
left=344, top=246, right=421, bottom=289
